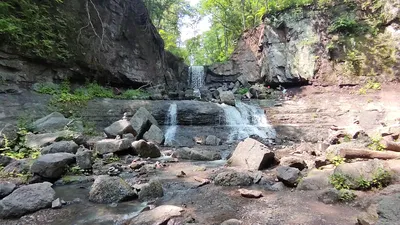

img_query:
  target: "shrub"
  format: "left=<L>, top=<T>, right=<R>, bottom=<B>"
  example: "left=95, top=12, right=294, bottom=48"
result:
left=328, top=16, right=358, bottom=34
left=338, top=189, right=356, bottom=202
left=330, top=173, right=351, bottom=190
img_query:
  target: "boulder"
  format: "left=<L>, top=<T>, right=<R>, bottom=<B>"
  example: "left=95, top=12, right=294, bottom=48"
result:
left=0, top=182, right=55, bottom=218
left=135, top=179, right=164, bottom=201
left=30, top=153, right=76, bottom=179
left=228, top=138, right=275, bottom=170
left=143, top=124, right=164, bottom=145
left=3, top=159, right=32, bottom=174
left=76, top=149, right=93, bottom=170
left=221, top=219, right=243, bottom=225
left=317, top=188, right=340, bottom=204
left=41, top=141, right=79, bottom=154
left=269, top=182, right=287, bottom=191
left=279, top=156, right=307, bottom=170
left=0, top=123, right=18, bottom=148
left=51, top=198, right=62, bottom=209
left=104, top=119, right=137, bottom=139
left=276, top=166, right=300, bottom=187
left=25, top=131, right=74, bottom=149
left=131, top=140, right=161, bottom=158
left=172, top=147, right=222, bottom=161
left=0, top=155, right=15, bottom=167
left=205, top=135, right=221, bottom=146
left=219, top=91, right=236, bottom=106
left=297, top=169, right=334, bottom=190
left=0, top=182, right=16, bottom=199
left=128, top=205, right=183, bottom=225
left=89, top=175, right=136, bottom=203
left=238, top=189, right=263, bottom=198
left=32, top=112, right=71, bottom=133
left=214, top=171, right=253, bottom=186
left=130, top=107, right=158, bottom=139
left=94, top=138, right=132, bottom=155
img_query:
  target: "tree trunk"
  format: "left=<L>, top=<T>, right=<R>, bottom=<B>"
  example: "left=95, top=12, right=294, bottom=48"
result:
left=339, top=148, right=400, bottom=160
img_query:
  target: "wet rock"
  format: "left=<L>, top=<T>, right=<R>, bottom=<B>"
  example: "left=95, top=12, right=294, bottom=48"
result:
left=25, top=131, right=74, bottom=149
left=238, top=189, right=263, bottom=198
left=32, top=112, right=71, bottom=133
left=131, top=140, right=161, bottom=158
left=0, top=182, right=55, bottom=218
left=94, top=138, right=132, bottom=155
left=214, top=171, right=253, bottom=186
left=51, top=198, right=62, bottom=209
left=0, top=182, right=16, bottom=199
left=297, top=169, right=333, bottom=191
left=221, top=219, right=243, bottom=225
left=172, top=147, right=221, bottom=161
left=76, top=149, right=93, bottom=170
left=128, top=205, right=183, bottom=225
left=318, top=188, right=340, bottom=204
left=0, top=123, right=18, bottom=148
left=205, top=135, right=221, bottom=146
left=3, top=159, right=32, bottom=174
left=104, top=119, right=137, bottom=138
left=0, top=155, right=14, bottom=167
left=30, top=153, right=76, bottom=179
left=219, top=91, right=235, bottom=106
left=377, top=194, right=400, bottom=225
left=143, top=124, right=164, bottom=145
left=135, top=179, right=164, bottom=201
left=41, top=141, right=79, bottom=154
left=276, top=166, right=300, bottom=187
left=279, top=156, right=307, bottom=170
left=89, top=175, right=136, bottom=203
left=228, top=138, right=275, bottom=170
left=130, top=107, right=158, bottom=139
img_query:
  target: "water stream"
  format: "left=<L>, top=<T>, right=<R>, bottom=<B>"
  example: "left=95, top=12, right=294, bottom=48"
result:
left=219, top=101, right=276, bottom=142
left=164, top=103, right=178, bottom=146
left=189, top=66, right=205, bottom=98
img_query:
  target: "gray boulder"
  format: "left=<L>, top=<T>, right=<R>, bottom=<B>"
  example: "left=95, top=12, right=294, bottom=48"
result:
left=228, top=138, right=275, bottom=170
left=0, top=182, right=55, bottom=218
left=279, top=156, right=307, bottom=170
left=143, top=124, right=164, bottom=145
left=30, top=153, right=76, bottom=179
left=32, top=112, right=71, bottom=133
left=94, top=138, right=132, bottom=155
left=131, top=140, right=161, bottom=158
left=269, top=182, right=287, bottom=191
left=128, top=205, right=183, bottom=225
left=41, top=141, right=79, bottom=154
left=219, top=91, right=235, bottom=106
left=205, top=135, right=221, bottom=146
left=0, top=124, right=18, bottom=148
left=89, top=175, right=136, bottom=203
left=76, top=149, right=93, bottom=170
left=214, top=171, right=253, bottom=186
left=0, top=182, right=16, bottom=199
left=276, top=166, right=300, bottom=187
left=130, top=107, right=158, bottom=139
left=172, top=147, right=221, bottom=161
left=135, top=179, right=164, bottom=201
left=104, top=119, right=137, bottom=139
left=26, top=131, right=74, bottom=149
left=297, top=169, right=334, bottom=190
left=3, top=159, right=32, bottom=174
left=318, top=188, right=340, bottom=204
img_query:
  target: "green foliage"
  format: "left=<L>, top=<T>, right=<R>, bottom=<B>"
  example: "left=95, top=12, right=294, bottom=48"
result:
left=371, top=168, right=391, bottom=189
left=120, top=89, right=150, bottom=99
left=0, top=0, right=72, bottom=61
left=82, top=121, right=98, bottom=136
left=328, top=16, right=358, bottom=34
left=237, top=88, right=249, bottom=95
left=338, top=189, right=356, bottom=202
left=368, top=135, right=385, bottom=151
left=330, top=173, right=351, bottom=190
left=1, top=129, right=41, bottom=160
left=67, top=165, right=83, bottom=175
left=329, top=155, right=345, bottom=166
left=105, top=156, right=120, bottom=164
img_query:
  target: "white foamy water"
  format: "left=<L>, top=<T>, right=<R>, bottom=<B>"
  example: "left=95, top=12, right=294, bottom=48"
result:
left=164, top=103, right=178, bottom=146
left=219, top=101, right=276, bottom=141
left=189, top=66, right=205, bottom=99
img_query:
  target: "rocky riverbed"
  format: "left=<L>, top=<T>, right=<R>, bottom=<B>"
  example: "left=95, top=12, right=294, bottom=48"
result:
left=1, top=83, right=400, bottom=225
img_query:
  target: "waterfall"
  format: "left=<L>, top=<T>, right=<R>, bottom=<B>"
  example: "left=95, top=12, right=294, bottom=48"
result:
left=164, top=103, right=178, bottom=146
left=189, top=66, right=205, bottom=98
left=219, top=101, right=275, bottom=142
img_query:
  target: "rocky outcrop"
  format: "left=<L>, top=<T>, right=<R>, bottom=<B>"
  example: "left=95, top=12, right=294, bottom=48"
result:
left=30, top=153, right=76, bottom=179
left=89, top=175, right=136, bottom=203
left=0, top=0, right=188, bottom=89
left=94, top=138, right=132, bottom=155
left=32, top=112, right=71, bottom=133
left=172, top=147, right=222, bottom=161
left=214, top=171, right=253, bottom=186
left=135, top=179, right=164, bottom=201
left=131, top=140, right=161, bottom=158
left=128, top=205, right=184, bottom=225
left=0, top=182, right=55, bottom=218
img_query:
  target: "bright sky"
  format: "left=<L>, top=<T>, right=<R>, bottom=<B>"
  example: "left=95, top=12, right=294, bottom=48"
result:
left=180, top=0, right=211, bottom=43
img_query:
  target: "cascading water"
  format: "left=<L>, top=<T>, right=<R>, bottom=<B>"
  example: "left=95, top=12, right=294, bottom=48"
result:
left=189, top=66, right=205, bottom=98
left=164, top=103, right=178, bottom=146
left=219, top=101, right=276, bottom=141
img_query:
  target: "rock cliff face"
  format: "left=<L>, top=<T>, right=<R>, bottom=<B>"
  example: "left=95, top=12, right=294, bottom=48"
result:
left=208, top=0, right=400, bottom=86
left=0, top=0, right=187, bottom=89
